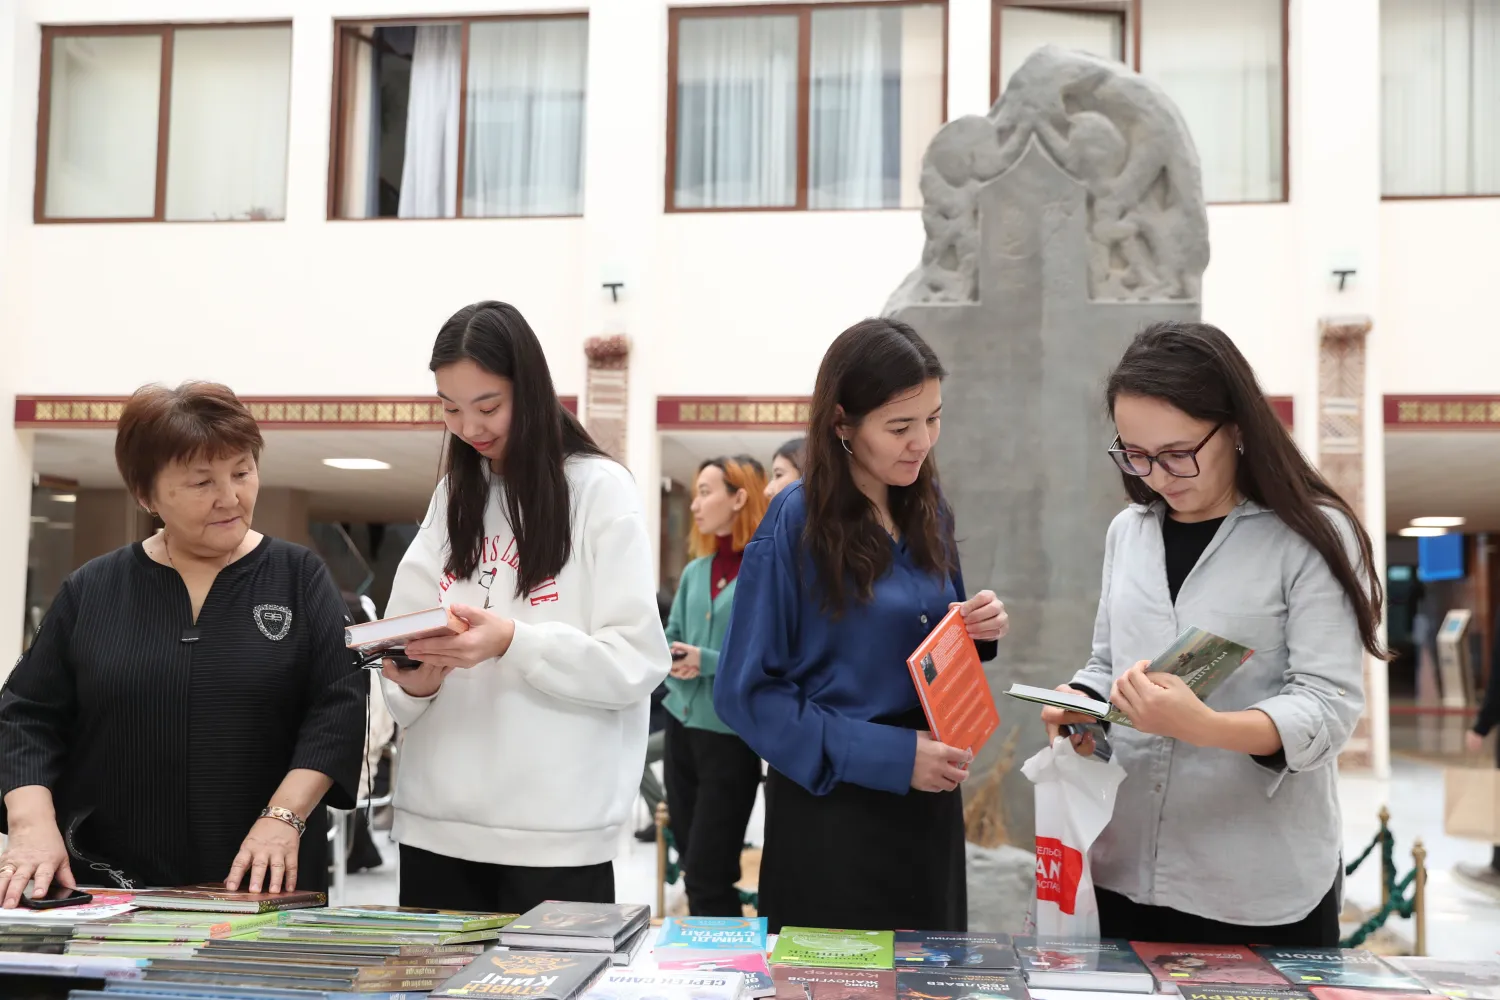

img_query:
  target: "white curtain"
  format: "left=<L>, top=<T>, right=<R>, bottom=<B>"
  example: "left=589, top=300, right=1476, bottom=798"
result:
left=674, top=15, right=798, bottom=208
left=464, top=18, right=588, bottom=217
left=998, top=8, right=1125, bottom=92
left=808, top=7, right=895, bottom=209
left=338, top=28, right=380, bottom=219
left=398, top=24, right=462, bottom=219
left=43, top=34, right=162, bottom=219
left=165, top=26, right=292, bottom=221
left=1382, top=0, right=1500, bottom=197
left=1141, top=0, right=1283, bottom=203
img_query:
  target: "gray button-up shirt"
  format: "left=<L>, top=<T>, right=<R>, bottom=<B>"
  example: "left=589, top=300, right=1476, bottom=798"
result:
left=1071, top=498, right=1366, bottom=926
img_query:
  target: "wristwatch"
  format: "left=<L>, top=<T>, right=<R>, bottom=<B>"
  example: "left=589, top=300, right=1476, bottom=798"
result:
left=259, top=805, right=307, bottom=837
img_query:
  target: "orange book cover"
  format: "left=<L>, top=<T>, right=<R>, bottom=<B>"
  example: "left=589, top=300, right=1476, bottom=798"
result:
left=906, top=606, right=998, bottom=755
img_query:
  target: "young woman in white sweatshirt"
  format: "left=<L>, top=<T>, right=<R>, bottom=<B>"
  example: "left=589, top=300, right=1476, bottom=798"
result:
left=379, top=301, right=670, bottom=913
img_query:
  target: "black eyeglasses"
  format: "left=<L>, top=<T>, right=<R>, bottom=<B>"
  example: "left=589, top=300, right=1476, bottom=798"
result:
left=1108, top=424, right=1223, bottom=479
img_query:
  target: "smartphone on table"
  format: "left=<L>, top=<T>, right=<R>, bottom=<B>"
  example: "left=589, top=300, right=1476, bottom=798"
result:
left=21, top=882, right=93, bottom=909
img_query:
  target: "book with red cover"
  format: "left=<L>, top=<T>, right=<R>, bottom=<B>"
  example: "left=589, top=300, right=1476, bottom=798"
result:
left=773, top=966, right=897, bottom=1000
left=1312, top=991, right=1443, bottom=1000
left=1131, top=943, right=1288, bottom=989
left=906, top=606, right=998, bottom=755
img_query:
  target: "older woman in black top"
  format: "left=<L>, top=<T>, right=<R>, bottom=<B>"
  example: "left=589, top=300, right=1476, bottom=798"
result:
left=0, top=382, right=365, bottom=906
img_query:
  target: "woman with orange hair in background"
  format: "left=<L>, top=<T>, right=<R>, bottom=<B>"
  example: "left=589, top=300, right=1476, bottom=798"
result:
left=663, top=456, right=769, bottom=915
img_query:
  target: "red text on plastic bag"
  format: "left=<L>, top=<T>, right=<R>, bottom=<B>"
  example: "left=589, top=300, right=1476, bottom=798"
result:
left=1035, top=836, right=1085, bottom=914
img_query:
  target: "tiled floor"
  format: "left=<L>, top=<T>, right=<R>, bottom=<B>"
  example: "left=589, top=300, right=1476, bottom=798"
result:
left=340, top=756, right=1500, bottom=958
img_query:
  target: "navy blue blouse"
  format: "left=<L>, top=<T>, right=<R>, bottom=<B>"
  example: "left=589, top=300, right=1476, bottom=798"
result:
left=714, top=483, right=993, bottom=797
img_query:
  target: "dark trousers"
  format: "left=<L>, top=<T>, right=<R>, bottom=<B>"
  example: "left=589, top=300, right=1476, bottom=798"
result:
left=1098, top=877, right=1341, bottom=947
left=398, top=844, right=613, bottom=914
left=662, top=713, right=763, bottom=916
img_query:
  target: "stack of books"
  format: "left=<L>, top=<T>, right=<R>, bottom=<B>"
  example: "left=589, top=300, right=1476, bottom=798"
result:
left=770, top=927, right=1030, bottom=1000
left=498, top=902, right=653, bottom=967
left=651, top=916, right=774, bottom=997
left=130, top=905, right=511, bottom=995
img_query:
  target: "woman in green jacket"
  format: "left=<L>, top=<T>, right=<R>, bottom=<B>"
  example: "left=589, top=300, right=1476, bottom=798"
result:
left=664, top=456, right=769, bottom=916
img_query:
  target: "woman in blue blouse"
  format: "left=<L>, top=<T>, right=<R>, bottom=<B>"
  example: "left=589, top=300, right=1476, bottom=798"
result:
left=714, top=318, right=1009, bottom=933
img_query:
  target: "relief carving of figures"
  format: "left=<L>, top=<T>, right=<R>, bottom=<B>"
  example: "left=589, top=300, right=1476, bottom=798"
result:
left=887, top=45, right=1210, bottom=309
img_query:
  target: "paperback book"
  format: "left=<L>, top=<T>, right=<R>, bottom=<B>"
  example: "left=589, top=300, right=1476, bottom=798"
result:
left=286, top=906, right=515, bottom=933
left=129, top=884, right=325, bottom=914
left=656, top=951, right=775, bottom=997
left=657, top=917, right=769, bottom=954
left=1013, top=937, right=1154, bottom=994
left=895, top=932, right=1019, bottom=971
left=586, top=968, right=746, bottom=1000
left=906, top=605, right=999, bottom=754
left=772, top=966, right=897, bottom=1000
left=1181, top=988, right=1315, bottom=1000
left=428, top=947, right=611, bottom=999
left=1255, top=949, right=1424, bottom=990
left=1391, top=958, right=1500, bottom=999
left=1005, top=627, right=1253, bottom=727
left=1132, top=943, right=1287, bottom=988
left=257, top=925, right=500, bottom=946
left=896, top=970, right=1030, bottom=1000
left=770, top=929, right=895, bottom=971
left=346, top=605, right=470, bottom=657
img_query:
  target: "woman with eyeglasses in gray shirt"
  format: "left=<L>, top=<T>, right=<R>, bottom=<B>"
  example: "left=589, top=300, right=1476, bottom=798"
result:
left=1040, top=321, right=1387, bottom=947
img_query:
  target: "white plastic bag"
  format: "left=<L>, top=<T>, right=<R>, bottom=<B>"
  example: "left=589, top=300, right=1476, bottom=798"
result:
left=1021, top=735, right=1126, bottom=938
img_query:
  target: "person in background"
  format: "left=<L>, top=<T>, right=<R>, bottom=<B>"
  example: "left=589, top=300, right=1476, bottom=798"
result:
left=734, top=454, right=766, bottom=482
left=342, top=591, right=394, bottom=874
left=1460, top=637, right=1500, bottom=887
left=633, top=592, right=674, bottom=844
left=663, top=456, right=769, bottom=915
left=715, top=318, right=1009, bottom=932
left=1041, top=321, right=1382, bottom=947
left=0, top=383, right=364, bottom=903
left=765, top=437, right=805, bottom=501
left=380, top=301, right=669, bottom=914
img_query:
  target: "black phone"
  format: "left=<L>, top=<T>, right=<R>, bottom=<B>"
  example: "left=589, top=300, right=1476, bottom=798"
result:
left=671, top=649, right=688, bottom=661
left=21, top=883, right=93, bottom=909
left=387, top=652, right=421, bottom=671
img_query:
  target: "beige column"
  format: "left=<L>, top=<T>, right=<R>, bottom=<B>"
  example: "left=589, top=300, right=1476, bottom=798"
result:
left=583, top=335, right=631, bottom=463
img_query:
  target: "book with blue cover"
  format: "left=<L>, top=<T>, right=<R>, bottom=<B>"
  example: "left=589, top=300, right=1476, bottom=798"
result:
left=658, top=917, right=769, bottom=954
left=1255, top=948, right=1422, bottom=991
left=895, top=932, right=1018, bottom=971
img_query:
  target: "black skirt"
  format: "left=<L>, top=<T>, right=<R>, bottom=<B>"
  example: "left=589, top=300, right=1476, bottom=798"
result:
left=756, top=708, right=966, bottom=933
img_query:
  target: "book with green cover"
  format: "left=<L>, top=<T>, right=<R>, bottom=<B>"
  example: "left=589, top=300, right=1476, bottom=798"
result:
left=770, top=928, right=895, bottom=971
left=1005, top=626, right=1254, bottom=727
left=286, top=906, right=515, bottom=933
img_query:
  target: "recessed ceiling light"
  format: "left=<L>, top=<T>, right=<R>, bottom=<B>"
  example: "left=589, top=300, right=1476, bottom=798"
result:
left=322, top=458, right=391, bottom=471
left=52, top=494, right=76, bottom=503
left=1410, top=516, right=1465, bottom=528
left=1399, top=527, right=1447, bottom=537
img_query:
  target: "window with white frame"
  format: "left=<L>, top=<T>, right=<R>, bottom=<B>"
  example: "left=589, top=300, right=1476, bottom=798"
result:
left=331, top=16, right=588, bottom=219
left=669, top=2, right=946, bottom=211
left=38, top=23, right=293, bottom=222
left=1382, top=0, right=1500, bottom=198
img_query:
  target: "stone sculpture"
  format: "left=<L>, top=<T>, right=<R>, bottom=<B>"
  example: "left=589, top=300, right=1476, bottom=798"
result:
left=884, top=46, right=1211, bottom=923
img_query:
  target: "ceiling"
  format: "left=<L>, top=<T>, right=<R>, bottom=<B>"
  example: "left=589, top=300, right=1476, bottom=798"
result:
left=33, top=429, right=445, bottom=523
left=32, top=427, right=1500, bottom=534
left=1384, top=430, right=1500, bottom=533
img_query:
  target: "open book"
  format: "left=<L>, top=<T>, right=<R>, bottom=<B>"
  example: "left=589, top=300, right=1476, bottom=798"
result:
left=1005, top=626, right=1254, bottom=728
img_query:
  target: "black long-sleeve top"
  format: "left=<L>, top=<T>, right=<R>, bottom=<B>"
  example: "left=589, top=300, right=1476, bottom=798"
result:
left=0, top=538, right=366, bottom=890
left=1476, top=627, right=1500, bottom=738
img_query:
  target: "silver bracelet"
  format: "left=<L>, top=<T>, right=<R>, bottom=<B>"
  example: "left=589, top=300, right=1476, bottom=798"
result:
left=259, top=805, right=307, bottom=837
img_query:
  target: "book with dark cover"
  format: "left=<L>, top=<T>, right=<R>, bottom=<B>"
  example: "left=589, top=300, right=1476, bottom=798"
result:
left=499, top=902, right=651, bottom=952
left=896, top=970, right=1030, bottom=1000
left=1181, top=986, right=1316, bottom=1000
left=1256, top=949, right=1424, bottom=991
left=1391, top=958, right=1500, bottom=999
left=1133, top=944, right=1288, bottom=988
left=772, top=965, right=897, bottom=1000
left=1013, top=937, right=1154, bottom=993
left=657, top=950, right=776, bottom=997
left=895, top=933, right=1019, bottom=971
left=770, top=929, right=895, bottom=971
left=658, top=917, right=770, bottom=954
left=129, top=884, right=325, bottom=914
left=429, top=948, right=611, bottom=998
left=587, top=968, right=746, bottom=1000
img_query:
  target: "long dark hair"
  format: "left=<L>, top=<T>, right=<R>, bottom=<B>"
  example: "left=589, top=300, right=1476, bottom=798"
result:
left=774, top=437, right=806, bottom=474
left=1107, top=321, right=1388, bottom=659
left=804, top=318, right=952, bottom=614
left=431, top=301, right=606, bottom=596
